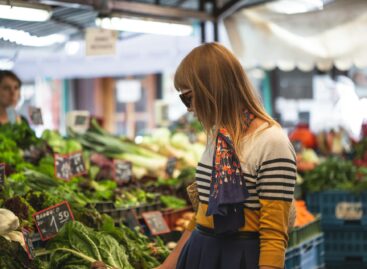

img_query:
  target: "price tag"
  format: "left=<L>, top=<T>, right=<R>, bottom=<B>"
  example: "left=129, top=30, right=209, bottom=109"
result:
left=124, top=209, right=140, bottom=230
left=336, top=202, right=363, bottom=220
left=33, top=201, right=74, bottom=241
left=113, top=160, right=132, bottom=184
left=54, top=152, right=86, bottom=180
left=142, top=211, right=170, bottom=236
left=0, top=163, right=5, bottom=185
left=22, top=229, right=35, bottom=259
left=28, top=106, right=43, bottom=125
left=54, top=154, right=72, bottom=181
left=166, top=157, right=177, bottom=177
left=69, top=152, right=87, bottom=176
left=66, top=111, right=90, bottom=134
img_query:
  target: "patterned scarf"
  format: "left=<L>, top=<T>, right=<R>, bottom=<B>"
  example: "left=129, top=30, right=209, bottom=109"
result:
left=206, top=110, right=255, bottom=234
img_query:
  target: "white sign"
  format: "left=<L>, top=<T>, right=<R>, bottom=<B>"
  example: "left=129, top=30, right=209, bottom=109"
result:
left=335, top=202, right=363, bottom=220
left=66, top=111, right=90, bottom=134
left=85, top=28, right=118, bottom=56
left=116, top=80, right=141, bottom=103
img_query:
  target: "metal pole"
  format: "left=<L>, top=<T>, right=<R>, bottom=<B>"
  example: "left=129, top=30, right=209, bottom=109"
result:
left=200, top=0, right=206, bottom=43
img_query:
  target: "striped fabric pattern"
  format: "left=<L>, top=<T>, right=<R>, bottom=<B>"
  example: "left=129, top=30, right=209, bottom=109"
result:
left=189, top=124, right=297, bottom=268
left=196, top=158, right=296, bottom=208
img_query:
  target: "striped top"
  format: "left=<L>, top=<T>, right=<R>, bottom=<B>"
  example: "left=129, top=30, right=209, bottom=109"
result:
left=187, top=123, right=296, bottom=268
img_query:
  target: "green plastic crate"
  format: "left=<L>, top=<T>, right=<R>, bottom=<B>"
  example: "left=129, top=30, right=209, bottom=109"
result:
left=289, top=215, right=322, bottom=248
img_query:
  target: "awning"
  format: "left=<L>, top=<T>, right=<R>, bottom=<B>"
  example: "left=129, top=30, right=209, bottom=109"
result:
left=225, top=0, right=367, bottom=71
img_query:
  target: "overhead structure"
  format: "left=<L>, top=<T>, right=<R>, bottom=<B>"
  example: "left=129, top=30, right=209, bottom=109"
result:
left=0, top=0, right=271, bottom=77
left=225, top=0, right=367, bottom=71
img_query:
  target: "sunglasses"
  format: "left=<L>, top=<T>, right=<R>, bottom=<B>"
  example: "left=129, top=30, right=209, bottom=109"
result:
left=179, top=91, right=193, bottom=108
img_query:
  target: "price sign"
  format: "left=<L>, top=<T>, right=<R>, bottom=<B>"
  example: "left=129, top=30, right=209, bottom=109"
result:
left=69, top=152, right=87, bottom=176
left=22, top=229, right=35, bottom=259
left=113, top=160, right=132, bottom=184
left=166, top=157, right=177, bottom=177
left=66, top=111, right=90, bottom=134
left=33, top=201, right=74, bottom=241
left=124, top=209, right=140, bottom=230
left=0, top=163, right=5, bottom=185
left=142, top=211, right=170, bottom=236
left=28, top=106, right=43, bottom=125
left=54, top=154, right=72, bottom=180
left=54, top=152, right=86, bottom=180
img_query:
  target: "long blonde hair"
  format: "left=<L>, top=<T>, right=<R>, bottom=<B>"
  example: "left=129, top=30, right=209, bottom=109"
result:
left=174, top=42, right=277, bottom=154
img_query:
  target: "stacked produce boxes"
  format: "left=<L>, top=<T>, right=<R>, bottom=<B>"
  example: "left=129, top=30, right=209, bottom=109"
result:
left=307, top=191, right=367, bottom=268
left=285, top=212, right=325, bottom=269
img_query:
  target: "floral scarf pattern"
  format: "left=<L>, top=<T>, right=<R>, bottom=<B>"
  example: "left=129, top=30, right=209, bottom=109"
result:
left=206, top=110, right=255, bottom=234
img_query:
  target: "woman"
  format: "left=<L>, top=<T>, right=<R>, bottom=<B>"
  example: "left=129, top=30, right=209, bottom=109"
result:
left=159, top=43, right=295, bottom=269
left=93, top=43, right=295, bottom=269
left=0, top=70, right=24, bottom=125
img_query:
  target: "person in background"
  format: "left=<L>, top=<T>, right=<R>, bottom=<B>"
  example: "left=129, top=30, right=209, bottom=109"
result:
left=0, top=70, right=24, bottom=125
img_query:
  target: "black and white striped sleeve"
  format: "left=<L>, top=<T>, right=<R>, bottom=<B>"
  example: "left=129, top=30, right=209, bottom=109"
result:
left=256, top=134, right=297, bottom=202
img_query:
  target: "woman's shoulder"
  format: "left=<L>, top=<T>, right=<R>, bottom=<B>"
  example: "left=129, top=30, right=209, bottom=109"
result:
left=249, top=122, right=289, bottom=145
left=247, top=123, right=295, bottom=161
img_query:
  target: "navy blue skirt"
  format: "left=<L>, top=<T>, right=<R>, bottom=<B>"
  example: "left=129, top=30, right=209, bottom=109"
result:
left=176, top=228, right=260, bottom=269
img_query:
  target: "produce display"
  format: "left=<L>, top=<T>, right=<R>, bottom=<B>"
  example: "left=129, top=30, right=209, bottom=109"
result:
left=302, top=157, right=367, bottom=192
left=293, top=200, right=315, bottom=228
left=0, top=121, right=202, bottom=269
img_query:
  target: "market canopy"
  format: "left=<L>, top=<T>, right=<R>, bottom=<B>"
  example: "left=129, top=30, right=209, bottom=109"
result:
left=225, top=0, right=367, bottom=71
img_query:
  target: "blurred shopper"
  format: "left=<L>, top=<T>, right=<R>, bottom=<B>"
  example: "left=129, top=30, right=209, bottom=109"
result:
left=0, top=70, right=25, bottom=125
left=158, top=43, right=296, bottom=269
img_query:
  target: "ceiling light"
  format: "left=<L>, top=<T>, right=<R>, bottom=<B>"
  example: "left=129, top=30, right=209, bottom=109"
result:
left=96, top=16, right=193, bottom=36
left=0, top=28, right=67, bottom=46
left=65, top=41, right=81, bottom=55
left=0, top=0, right=52, bottom=21
left=267, top=0, right=323, bottom=14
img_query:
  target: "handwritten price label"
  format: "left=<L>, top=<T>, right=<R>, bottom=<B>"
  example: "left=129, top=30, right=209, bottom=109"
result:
left=33, top=201, right=74, bottom=241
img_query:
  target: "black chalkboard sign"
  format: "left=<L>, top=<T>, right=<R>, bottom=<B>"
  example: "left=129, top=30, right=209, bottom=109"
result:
left=22, top=229, right=35, bottom=259
left=166, top=157, right=177, bottom=177
left=113, top=160, right=132, bottom=184
left=28, top=106, right=43, bottom=125
left=0, top=163, right=5, bottom=185
left=54, top=154, right=72, bottom=180
left=33, top=201, right=74, bottom=241
left=69, top=152, right=86, bottom=176
left=142, top=211, right=170, bottom=236
left=54, top=152, right=86, bottom=180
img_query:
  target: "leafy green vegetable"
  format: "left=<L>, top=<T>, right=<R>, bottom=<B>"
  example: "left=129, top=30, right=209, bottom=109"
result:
left=160, top=195, right=187, bottom=209
left=0, top=121, right=40, bottom=149
left=303, top=157, right=367, bottom=192
left=3, top=196, right=36, bottom=225
left=100, top=215, right=169, bottom=269
left=47, top=221, right=132, bottom=269
left=0, top=236, right=42, bottom=269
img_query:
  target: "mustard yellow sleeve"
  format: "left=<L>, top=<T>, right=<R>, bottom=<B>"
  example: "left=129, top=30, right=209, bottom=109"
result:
left=185, top=213, right=197, bottom=231
left=259, top=200, right=291, bottom=268
left=256, top=129, right=297, bottom=268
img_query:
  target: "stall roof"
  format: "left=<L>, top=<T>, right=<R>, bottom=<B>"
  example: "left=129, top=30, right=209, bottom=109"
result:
left=0, top=0, right=271, bottom=79
left=225, top=0, right=367, bottom=71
